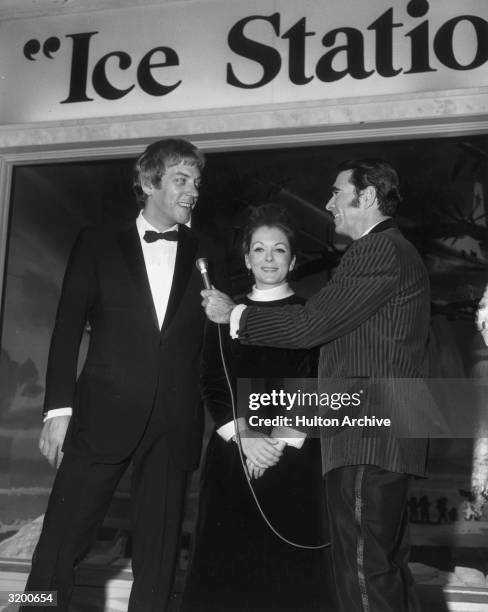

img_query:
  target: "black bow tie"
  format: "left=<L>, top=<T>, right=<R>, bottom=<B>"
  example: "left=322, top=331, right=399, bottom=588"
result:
left=143, top=230, right=179, bottom=243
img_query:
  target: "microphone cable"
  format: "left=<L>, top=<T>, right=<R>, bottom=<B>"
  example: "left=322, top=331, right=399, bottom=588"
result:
left=196, top=258, right=329, bottom=550
left=214, top=321, right=330, bottom=551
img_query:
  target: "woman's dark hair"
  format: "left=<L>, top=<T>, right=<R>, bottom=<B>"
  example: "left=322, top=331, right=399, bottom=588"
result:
left=337, top=158, right=402, bottom=216
left=242, top=203, right=298, bottom=256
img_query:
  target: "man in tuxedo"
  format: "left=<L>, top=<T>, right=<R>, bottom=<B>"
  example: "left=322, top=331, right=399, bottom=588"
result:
left=202, top=159, right=431, bottom=611
left=25, top=139, right=222, bottom=611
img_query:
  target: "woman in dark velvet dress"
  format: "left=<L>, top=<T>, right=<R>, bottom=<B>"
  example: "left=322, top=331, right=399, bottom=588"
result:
left=182, top=205, right=327, bottom=612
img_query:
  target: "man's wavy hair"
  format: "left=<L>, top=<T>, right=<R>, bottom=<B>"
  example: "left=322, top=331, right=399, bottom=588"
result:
left=133, top=139, right=205, bottom=206
left=338, top=158, right=402, bottom=216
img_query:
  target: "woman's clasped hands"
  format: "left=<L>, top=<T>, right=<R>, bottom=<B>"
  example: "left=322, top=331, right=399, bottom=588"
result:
left=236, top=430, right=286, bottom=479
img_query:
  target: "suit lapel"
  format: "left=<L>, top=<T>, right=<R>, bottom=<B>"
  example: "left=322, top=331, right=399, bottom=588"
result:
left=117, top=225, right=159, bottom=331
left=161, top=224, right=198, bottom=334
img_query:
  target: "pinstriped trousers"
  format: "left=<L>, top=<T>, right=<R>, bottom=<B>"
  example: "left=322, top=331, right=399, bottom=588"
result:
left=325, top=465, right=421, bottom=612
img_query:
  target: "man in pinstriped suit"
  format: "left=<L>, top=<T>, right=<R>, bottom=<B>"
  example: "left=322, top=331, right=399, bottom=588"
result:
left=202, top=159, right=430, bottom=611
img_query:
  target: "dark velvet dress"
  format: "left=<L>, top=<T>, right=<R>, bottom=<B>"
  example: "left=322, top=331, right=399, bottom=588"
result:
left=181, top=294, right=328, bottom=612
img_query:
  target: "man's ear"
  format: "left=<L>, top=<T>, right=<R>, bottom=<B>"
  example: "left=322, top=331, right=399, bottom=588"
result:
left=359, top=185, right=377, bottom=209
left=141, top=180, right=154, bottom=196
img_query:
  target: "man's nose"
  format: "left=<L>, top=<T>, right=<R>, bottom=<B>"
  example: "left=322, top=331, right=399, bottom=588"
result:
left=188, top=183, right=199, bottom=197
left=325, top=198, right=334, bottom=211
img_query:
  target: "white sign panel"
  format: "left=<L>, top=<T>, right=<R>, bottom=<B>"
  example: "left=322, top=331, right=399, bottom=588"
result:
left=0, top=0, right=486, bottom=124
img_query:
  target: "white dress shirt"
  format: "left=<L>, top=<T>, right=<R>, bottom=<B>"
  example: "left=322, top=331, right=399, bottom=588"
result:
left=137, top=211, right=178, bottom=329
left=45, top=211, right=177, bottom=421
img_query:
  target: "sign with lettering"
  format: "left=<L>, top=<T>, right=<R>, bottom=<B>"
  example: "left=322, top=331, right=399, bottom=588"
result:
left=0, top=0, right=486, bottom=124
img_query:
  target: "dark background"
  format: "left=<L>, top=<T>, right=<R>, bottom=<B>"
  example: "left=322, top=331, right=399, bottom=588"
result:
left=0, top=134, right=486, bottom=553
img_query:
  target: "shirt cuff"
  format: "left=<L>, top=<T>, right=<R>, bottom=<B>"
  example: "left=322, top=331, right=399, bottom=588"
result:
left=216, top=417, right=247, bottom=441
left=230, top=304, right=247, bottom=339
left=43, top=408, right=73, bottom=422
left=271, top=426, right=306, bottom=449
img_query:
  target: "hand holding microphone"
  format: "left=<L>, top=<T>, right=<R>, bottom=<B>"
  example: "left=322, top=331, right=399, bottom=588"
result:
left=197, top=258, right=236, bottom=324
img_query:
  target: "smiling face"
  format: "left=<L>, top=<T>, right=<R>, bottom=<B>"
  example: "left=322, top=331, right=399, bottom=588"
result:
left=325, top=169, right=364, bottom=240
left=142, top=160, right=201, bottom=230
left=244, top=225, right=296, bottom=290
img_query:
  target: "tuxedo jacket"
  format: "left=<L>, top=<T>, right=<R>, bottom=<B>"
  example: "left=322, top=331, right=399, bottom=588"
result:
left=239, top=220, right=431, bottom=476
left=44, top=221, right=223, bottom=469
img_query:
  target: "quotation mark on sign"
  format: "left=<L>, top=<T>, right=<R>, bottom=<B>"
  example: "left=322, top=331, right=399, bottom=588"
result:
left=23, top=37, right=61, bottom=60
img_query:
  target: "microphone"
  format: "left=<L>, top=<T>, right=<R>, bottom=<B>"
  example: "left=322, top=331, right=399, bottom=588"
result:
left=196, top=258, right=212, bottom=290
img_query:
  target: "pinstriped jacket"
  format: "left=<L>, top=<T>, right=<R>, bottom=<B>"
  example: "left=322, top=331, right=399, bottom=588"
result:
left=238, top=219, right=431, bottom=476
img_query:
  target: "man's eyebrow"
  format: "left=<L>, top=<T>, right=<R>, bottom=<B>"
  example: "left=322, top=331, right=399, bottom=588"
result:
left=174, top=169, right=201, bottom=180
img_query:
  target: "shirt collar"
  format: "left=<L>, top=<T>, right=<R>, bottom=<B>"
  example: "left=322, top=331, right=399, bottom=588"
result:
left=136, top=210, right=178, bottom=239
left=360, top=218, right=391, bottom=238
left=248, top=283, right=294, bottom=302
